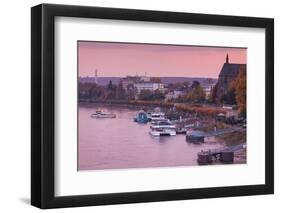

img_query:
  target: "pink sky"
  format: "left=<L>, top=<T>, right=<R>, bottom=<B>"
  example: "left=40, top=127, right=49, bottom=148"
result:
left=78, top=41, right=246, bottom=78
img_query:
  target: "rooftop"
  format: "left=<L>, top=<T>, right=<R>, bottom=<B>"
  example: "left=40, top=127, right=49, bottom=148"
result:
left=219, top=63, right=245, bottom=77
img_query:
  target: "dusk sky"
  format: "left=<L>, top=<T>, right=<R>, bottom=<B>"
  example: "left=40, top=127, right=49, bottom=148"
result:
left=78, top=41, right=247, bottom=78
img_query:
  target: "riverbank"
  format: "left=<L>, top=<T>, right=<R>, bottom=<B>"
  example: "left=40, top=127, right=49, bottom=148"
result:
left=79, top=99, right=227, bottom=117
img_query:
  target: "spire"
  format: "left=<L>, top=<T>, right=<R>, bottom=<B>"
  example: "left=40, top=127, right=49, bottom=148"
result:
left=226, top=53, right=229, bottom=64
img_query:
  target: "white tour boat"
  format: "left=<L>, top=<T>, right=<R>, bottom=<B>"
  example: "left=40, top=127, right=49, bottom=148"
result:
left=91, top=110, right=116, bottom=118
left=148, top=112, right=165, bottom=121
left=150, top=120, right=176, bottom=136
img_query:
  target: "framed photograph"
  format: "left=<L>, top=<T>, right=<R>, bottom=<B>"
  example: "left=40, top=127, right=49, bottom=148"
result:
left=31, top=4, right=274, bottom=209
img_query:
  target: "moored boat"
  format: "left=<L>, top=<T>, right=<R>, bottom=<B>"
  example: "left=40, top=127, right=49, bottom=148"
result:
left=150, top=120, right=176, bottom=136
left=134, top=110, right=149, bottom=123
left=186, top=130, right=205, bottom=143
left=149, top=112, right=165, bottom=121
left=91, top=110, right=116, bottom=118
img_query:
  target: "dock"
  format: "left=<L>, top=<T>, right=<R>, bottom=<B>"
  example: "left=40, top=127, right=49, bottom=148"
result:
left=186, top=127, right=245, bottom=143
left=197, top=143, right=246, bottom=165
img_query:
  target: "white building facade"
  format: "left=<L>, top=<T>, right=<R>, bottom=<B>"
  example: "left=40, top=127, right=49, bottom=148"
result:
left=134, top=82, right=165, bottom=94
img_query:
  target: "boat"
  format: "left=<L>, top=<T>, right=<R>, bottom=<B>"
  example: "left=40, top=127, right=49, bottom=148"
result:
left=91, top=110, right=116, bottom=118
left=175, top=127, right=187, bottom=134
left=186, top=130, right=205, bottom=143
left=172, top=121, right=195, bottom=134
left=149, top=112, right=165, bottom=121
left=150, top=120, right=176, bottom=136
left=134, top=110, right=149, bottom=123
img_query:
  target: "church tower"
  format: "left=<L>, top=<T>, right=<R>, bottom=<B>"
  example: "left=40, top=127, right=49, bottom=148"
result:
left=226, top=53, right=229, bottom=64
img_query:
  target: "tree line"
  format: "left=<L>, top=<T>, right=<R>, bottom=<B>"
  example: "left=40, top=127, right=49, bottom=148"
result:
left=79, top=68, right=246, bottom=117
left=79, top=79, right=208, bottom=103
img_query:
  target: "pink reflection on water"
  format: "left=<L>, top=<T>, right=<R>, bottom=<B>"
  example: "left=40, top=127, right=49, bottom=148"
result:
left=78, top=105, right=225, bottom=171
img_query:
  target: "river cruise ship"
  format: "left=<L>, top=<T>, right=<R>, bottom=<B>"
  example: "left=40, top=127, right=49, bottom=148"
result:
left=150, top=120, right=176, bottom=136
left=91, top=110, right=116, bottom=118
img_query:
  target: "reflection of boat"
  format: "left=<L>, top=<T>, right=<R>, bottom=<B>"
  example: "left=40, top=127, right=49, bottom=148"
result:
left=91, top=110, right=116, bottom=118
left=150, top=120, right=176, bottom=136
left=134, top=110, right=149, bottom=123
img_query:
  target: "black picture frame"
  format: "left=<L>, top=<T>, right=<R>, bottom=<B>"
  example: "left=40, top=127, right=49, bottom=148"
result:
left=31, top=3, right=274, bottom=209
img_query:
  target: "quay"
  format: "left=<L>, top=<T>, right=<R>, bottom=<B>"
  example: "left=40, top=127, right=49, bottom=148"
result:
left=197, top=143, right=246, bottom=165
left=186, top=127, right=245, bottom=143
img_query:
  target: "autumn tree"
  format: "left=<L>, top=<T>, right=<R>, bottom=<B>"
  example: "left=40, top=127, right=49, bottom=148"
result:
left=115, top=81, right=126, bottom=100
left=236, top=65, right=246, bottom=117
left=185, top=85, right=206, bottom=103
left=105, top=80, right=117, bottom=100
left=90, top=84, right=105, bottom=100
left=138, top=89, right=153, bottom=100
left=78, top=82, right=106, bottom=101
left=138, top=89, right=165, bottom=101
left=209, top=83, right=218, bottom=103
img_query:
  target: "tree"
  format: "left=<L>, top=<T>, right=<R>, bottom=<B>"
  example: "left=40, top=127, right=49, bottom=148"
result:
left=185, top=85, right=206, bottom=103
left=138, top=89, right=153, bottom=100
left=168, top=81, right=189, bottom=92
left=191, top=80, right=200, bottom=89
left=115, top=81, right=126, bottom=100
left=209, top=83, right=218, bottom=103
left=90, top=84, right=105, bottom=100
left=236, top=65, right=246, bottom=116
left=78, top=82, right=105, bottom=101
left=107, top=80, right=114, bottom=90
left=138, top=89, right=165, bottom=101
left=152, top=89, right=165, bottom=100
left=105, top=80, right=117, bottom=100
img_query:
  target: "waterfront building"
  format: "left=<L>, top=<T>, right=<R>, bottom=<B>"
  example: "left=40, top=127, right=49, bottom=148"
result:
left=202, top=84, right=216, bottom=99
left=121, top=76, right=141, bottom=90
left=121, top=74, right=150, bottom=90
left=134, top=82, right=165, bottom=94
left=165, top=90, right=185, bottom=101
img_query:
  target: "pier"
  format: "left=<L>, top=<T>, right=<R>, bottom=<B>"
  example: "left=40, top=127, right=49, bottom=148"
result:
left=186, top=126, right=245, bottom=143
left=197, top=143, right=246, bottom=165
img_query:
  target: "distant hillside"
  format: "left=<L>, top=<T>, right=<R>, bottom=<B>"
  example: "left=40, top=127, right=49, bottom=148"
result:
left=79, top=77, right=217, bottom=86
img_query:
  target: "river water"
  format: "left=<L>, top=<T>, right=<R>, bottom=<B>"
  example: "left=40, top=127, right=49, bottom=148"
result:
left=78, top=104, right=225, bottom=171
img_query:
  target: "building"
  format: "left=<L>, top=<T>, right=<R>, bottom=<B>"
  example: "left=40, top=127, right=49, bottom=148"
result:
left=121, top=74, right=150, bottom=90
left=202, top=84, right=215, bottom=99
left=121, top=76, right=141, bottom=90
left=216, top=54, right=246, bottom=99
left=165, top=90, right=185, bottom=101
left=134, top=82, right=165, bottom=94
